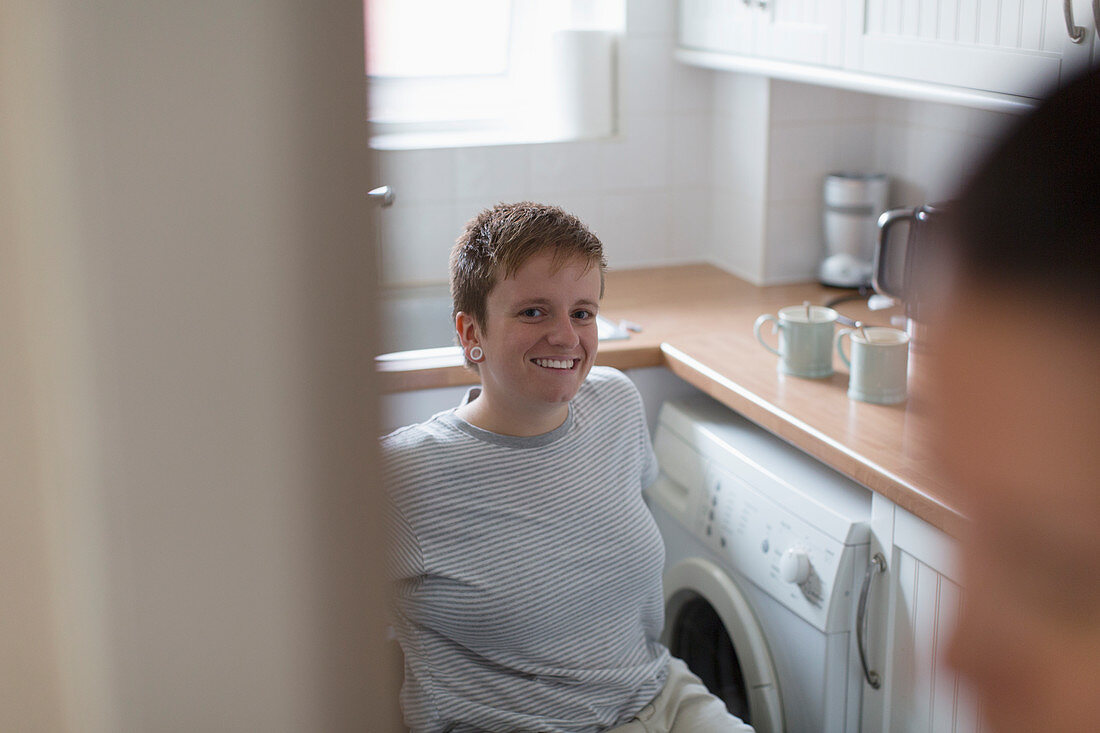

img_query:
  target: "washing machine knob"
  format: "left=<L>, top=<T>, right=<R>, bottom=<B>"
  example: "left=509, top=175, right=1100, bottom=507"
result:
left=780, top=548, right=811, bottom=584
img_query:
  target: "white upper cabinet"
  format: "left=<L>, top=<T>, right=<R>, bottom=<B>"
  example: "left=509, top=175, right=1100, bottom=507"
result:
left=679, top=0, right=845, bottom=66
left=843, top=0, right=1096, bottom=98
left=678, top=0, right=1098, bottom=103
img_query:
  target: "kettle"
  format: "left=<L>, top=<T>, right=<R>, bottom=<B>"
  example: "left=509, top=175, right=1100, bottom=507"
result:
left=873, top=202, right=951, bottom=342
left=871, top=203, right=950, bottom=321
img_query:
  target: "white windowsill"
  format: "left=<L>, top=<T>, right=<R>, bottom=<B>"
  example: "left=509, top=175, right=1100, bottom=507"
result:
left=370, top=127, right=620, bottom=151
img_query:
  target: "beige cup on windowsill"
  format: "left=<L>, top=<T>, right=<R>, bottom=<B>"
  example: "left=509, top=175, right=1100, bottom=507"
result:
left=836, top=326, right=910, bottom=404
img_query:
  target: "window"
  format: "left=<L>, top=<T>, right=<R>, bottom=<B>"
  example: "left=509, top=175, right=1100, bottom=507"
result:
left=366, top=0, right=623, bottom=149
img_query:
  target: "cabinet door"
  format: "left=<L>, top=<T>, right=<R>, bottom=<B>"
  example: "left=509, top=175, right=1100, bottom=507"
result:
left=863, top=500, right=986, bottom=732
left=844, top=0, right=1096, bottom=98
left=754, top=0, right=846, bottom=66
left=678, top=0, right=755, bottom=54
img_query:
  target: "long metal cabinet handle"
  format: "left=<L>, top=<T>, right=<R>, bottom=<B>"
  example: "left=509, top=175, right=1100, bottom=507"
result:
left=1093, top=0, right=1099, bottom=31
left=857, top=552, right=887, bottom=690
left=1064, top=0, right=1087, bottom=43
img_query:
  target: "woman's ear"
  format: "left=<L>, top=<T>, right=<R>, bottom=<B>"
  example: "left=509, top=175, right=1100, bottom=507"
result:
left=454, top=311, right=480, bottom=350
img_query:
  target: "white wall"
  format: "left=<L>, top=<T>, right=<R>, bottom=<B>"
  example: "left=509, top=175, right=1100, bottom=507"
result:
left=376, top=0, right=715, bottom=287
left=377, top=0, right=1028, bottom=289
left=709, top=79, right=1021, bottom=284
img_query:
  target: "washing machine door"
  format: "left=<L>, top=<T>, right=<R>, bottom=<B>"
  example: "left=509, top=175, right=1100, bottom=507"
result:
left=663, top=557, right=784, bottom=733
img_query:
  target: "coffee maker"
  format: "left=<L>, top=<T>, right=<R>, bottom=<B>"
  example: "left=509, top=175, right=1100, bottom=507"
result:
left=819, top=172, right=890, bottom=288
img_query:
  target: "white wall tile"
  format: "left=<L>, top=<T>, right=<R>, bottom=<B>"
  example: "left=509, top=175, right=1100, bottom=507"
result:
left=710, top=116, right=738, bottom=191
left=712, top=76, right=770, bottom=195
left=601, top=190, right=673, bottom=267
left=671, top=187, right=711, bottom=262
left=709, top=186, right=765, bottom=282
left=827, top=121, right=879, bottom=173
left=874, top=123, right=927, bottom=206
left=530, top=139, right=606, bottom=194
left=767, top=123, right=834, bottom=204
left=601, top=113, right=670, bottom=191
left=379, top=202, right=466, bottom=286
left=671, top=63, right=714, bottom=113
left=767, top=156, right=823, bottom=207
left=452, top=145, right=532, bottom=208
left=902, top=98, right=973, bottom=134
left=770, top=80, right=876, bottom=123
left=873, top=95, right=916, bottom=126
left=671, top=112, right=712, bottom=187
left=625, top=0, right=675, bottom=38
left=835, top=87, right=878, bottom=121
left=619, top=37, right=674, bottom=116
left=770, top=80, right=842, bottom=123
left=712, top=72, right=769, bottom=115
left=764, top=200, right=823, bottom=283
left=378, top=148, right=456, bottom=204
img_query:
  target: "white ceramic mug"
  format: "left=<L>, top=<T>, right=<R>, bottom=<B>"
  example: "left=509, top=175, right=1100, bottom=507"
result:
left=754, top=304, right=838, bottom=378
left=836, top=326, right=910, bottom=404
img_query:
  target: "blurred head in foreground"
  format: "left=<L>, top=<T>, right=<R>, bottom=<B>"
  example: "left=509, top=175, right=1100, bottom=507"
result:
left=930, top=68, right=1100, bottom=733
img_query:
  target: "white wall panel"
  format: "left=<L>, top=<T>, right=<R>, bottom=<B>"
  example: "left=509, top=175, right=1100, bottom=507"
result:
left=453, top=145, right=532, bottom=206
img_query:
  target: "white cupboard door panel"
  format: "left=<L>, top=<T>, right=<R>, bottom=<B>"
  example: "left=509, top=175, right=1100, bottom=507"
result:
left=847, top=0, right=1095, bottom=98
left=884, top=507, right=987, bottom=733
left=755, top=0, right=846, bottom=66
left=891, top=550, right=982, bottom=733
left=679, top=0, right=722, bottom=50
left=858, top=37, right=1063, bottom=98
left=957, top=0, right=979, bottom=45
left=678, top=0, right=755, bottom=54
left=931, top=579, right=962, bottom=733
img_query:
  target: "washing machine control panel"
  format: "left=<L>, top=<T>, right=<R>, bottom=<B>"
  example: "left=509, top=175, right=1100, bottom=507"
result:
left=699, top=465, right=853, bottom=630
left=649, top=396, right=872, bottom=633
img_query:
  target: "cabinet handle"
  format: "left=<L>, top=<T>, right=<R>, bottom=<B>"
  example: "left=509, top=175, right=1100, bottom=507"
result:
left=1093, top=0, right=1099, bottom=32
left=856, top=552, right=887, bottom=690
left=1064, top=0, right=1087, bottom=43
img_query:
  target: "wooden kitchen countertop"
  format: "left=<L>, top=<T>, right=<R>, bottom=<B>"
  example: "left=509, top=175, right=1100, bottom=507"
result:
left=376, top=264, right=965, bottom=537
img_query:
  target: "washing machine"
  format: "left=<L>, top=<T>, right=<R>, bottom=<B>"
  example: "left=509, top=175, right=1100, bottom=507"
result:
left=645, top=394, right=872, bottom=733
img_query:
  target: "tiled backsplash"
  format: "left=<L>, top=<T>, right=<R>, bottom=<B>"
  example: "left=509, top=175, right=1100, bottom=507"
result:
left=377, top=0, right=1025, bottom=289
left=707, top=77, right=1020, bottom=284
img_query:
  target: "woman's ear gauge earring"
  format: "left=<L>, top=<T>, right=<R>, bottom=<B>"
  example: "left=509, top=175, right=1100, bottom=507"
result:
left=468, top=346, right=484, bottom=362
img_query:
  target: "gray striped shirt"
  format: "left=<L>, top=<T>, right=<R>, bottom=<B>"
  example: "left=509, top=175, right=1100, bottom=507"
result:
left=383, top=367, right=669, bottom=732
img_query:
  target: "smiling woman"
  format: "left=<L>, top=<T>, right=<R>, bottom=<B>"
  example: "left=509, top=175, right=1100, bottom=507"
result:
left=381, top=202, right=754, bottom=733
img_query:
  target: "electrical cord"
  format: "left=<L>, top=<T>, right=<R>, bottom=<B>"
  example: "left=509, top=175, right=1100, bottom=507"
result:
left=823, top=285, right=873, bottom=309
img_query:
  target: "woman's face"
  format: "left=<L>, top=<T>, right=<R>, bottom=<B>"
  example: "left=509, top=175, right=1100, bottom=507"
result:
left=457, top=250, right=601, bottom=435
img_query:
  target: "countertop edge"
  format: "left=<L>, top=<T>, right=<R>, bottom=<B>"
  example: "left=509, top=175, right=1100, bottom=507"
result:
left=658, top=344, right=967, bottom=538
